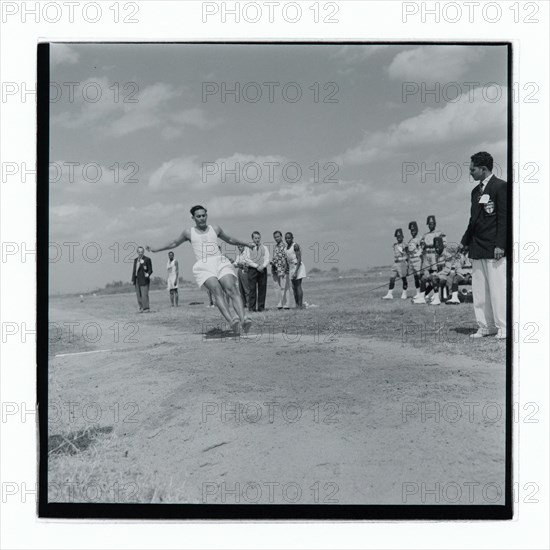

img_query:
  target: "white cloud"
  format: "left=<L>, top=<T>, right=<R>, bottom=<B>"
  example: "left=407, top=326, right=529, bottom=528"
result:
left=49, top=160, right=140, bottom=193
left=50, top=204, right=99, bottom=218
left=51, top=79, right=216, bottom=138
left=160, top=108, right=220, bottom=139
left=148, top=157, right=202, bottom=191
left=147, top=153, right=289, bottom=194
left=334, top=86, right=507, bottom=166
left=387, top=45, right=485, bottom=82
left=208, top=177, right=367, bottom=221
left=50, top=44, right=79, bottom=66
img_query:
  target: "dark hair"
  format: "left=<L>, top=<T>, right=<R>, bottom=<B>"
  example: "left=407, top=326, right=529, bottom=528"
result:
left=252, top=231, right=261, bottom=238
left=471, top=152, right=493, bottom=171
left=273, top=230, right=282, bottom=237
left=285, top=232, right=294, bottom=239
left=137, top=245, right=144, bottom=252
left=190, top=205, right=207, bottom=216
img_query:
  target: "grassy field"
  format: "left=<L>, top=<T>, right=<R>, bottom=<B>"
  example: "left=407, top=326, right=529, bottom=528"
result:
left=47, top=272, right=506, bottom=505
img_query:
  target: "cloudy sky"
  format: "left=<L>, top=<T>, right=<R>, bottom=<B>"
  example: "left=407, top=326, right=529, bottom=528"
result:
left=49, top=43, right=508, bottom=294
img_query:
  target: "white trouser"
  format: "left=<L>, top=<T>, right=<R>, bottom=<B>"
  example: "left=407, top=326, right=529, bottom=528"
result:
left=274, top=273, right=290, bottom=307
left=471, top=258, right=506, bottom=335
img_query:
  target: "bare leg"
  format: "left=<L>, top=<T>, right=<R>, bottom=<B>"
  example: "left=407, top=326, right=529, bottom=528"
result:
left=219, top=274, right=245, bottom=322
left=291, top=279, right=297, bottom=306
left=274, top=275, right=283, bottom=308
left=295, top=279, right=304, bottom=308
left=203, top=277, right=234, bottom=323
left=281, top=274, right=290, bottom=308
left=220, top=274, right=252, bottom=333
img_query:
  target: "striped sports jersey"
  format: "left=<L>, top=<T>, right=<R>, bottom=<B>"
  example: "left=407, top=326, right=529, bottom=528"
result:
left=406, top=236, right=423, bottom=259
left=393, top=242, right=407, bottom=263
left=421, top=229, right=446, bottom=252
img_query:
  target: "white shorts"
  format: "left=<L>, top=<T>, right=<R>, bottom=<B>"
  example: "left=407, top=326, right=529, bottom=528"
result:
left=289, top=262, right=306, bottom=280
left=192, top=255, right=237, bottom=288
left=407, top=258, right=422, bottom=276
left=391, top=261, right=407, bottom=279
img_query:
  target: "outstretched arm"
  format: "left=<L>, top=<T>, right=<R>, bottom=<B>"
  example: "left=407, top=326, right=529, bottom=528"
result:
left=147, top=229, right=190, bottom=253
left=213, top=225, right=253, bottom=249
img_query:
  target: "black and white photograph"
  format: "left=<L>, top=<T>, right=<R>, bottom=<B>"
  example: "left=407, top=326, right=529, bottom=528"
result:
left=1, top=0, right=549, bottom=548
left=38, top=41, right=513, bottom=519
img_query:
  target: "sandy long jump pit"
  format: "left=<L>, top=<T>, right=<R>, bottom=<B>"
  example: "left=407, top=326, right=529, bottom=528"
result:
left=46, top=281, right=506, bottom=508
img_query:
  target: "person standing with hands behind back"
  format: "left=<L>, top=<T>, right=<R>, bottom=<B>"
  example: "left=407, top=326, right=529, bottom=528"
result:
left=132, top=246, right=153, bottom=313
left=459, top=151, right=507, bottom=339
left=247, top=231, right=270, bottom=312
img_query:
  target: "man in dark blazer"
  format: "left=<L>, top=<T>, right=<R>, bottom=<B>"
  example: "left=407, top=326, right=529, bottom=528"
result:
left=459, top=152, right=507, bottom=339
left=131, top=246, right=153, bottom=312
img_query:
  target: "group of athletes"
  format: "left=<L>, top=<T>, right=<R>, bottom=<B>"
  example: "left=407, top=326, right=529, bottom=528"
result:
left=382, top=215, right=470, bottom=306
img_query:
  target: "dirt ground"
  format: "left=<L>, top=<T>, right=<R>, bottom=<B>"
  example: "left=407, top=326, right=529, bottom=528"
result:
left=47, top=274, right=506, bottom=505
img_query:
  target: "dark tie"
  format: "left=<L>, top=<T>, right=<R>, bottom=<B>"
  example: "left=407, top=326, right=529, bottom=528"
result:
left=476, top=183, right=484, bottom=201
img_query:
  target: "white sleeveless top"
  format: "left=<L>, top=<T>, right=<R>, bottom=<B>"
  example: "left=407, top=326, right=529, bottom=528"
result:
left=190, top=225, right=221, bottom=263
left=286, top=242, right=307, bottom=279
left=286, top=242, right=299, bottom=264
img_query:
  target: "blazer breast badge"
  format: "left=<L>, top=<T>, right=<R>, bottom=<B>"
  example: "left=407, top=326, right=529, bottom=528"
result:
left=479, top=193, right=495, bottom=215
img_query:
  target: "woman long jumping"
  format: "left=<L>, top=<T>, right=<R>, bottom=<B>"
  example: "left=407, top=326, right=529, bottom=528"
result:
left=146, top=205, right=254, bottom=333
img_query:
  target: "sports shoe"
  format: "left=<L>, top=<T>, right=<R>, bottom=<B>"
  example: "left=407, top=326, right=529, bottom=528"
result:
left=401, top=290, right=408, bottom=299
left=430, top=294, right=441, bottom=306
left=382, top=291, right=393, bottom=300
left=412, top=294, right=426, bottom=304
